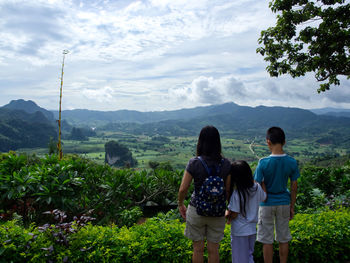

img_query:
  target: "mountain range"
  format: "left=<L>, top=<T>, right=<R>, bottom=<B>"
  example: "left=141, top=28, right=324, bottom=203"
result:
left=1, top=99, right=350, bottom=151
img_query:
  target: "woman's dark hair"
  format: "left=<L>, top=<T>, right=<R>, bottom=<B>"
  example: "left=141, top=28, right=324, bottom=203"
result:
left=196, top=126, right=222, bottom=161
left=230, top=160, right=255, bottom=218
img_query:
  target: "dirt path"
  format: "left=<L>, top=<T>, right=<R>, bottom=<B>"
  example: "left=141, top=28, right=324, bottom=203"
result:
left=249, top=139, right=260, bottom=160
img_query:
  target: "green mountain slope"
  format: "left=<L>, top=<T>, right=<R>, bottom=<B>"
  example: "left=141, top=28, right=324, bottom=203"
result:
left=3, top=99, right=54, bottom=121
left=3, top=99, right=350, bottom=151
left=0, top=108, right=57, bottom=152
left=97, top=105, right=350, bottom=148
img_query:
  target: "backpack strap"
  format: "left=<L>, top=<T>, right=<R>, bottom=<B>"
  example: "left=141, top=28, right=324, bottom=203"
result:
left=198, top=156, right=224, bottom=176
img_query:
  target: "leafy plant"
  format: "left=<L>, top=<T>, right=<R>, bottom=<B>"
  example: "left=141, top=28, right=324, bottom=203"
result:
left=118, top=206, right=143, bottom=227
left=1, top=209, right=349, bottom=262
left=0, top=153, right=183, bottom=226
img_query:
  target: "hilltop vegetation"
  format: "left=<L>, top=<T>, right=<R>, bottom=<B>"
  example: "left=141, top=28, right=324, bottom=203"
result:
left=1, top=152, right=349, bottom=226
left=0, top=153, right=349, bottom=262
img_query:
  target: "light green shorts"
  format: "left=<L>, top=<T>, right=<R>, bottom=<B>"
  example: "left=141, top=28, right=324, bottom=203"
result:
left=184, top=205, right=225, bottom=243
left=257, top=205, right=292, bottom=244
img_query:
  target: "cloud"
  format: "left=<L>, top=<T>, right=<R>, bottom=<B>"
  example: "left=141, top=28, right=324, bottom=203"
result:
left=0, top=0, right=349, bottom=112
left=82, top=86, right=115, bottom=103
left=169, top=75, right=246, bottom=105
left=260, top=80, right=310, bottom=101
left=324, top=79, right=350, bottom=104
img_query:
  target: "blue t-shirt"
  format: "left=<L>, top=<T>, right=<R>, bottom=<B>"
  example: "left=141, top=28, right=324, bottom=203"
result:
left=254, top=154, right=300, bottom=206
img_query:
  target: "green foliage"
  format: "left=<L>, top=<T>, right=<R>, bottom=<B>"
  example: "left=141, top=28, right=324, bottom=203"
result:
left=296, top=162, right=350, bottom=212
left=288, top=209, right=350, bottom=263
left=0, top=108, right=57, bottom=152
left=69, top=127, right=88, bottom=141
left=0, top=152, right=183, bottom=226
left=118, top=207, right=143, bottom=228
left=104, top=140, right=136, bottom=167
left=1, top=209, right=349, bottom=262
left=148, top=160, right=159, bottom=169
left=48, top=137, right=58, bottom=155
left=257, top=0, right=350, bottom=92
left=149, top=161, right=174, bottom=171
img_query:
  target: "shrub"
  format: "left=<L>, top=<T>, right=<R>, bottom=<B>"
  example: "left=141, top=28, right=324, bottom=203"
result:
left=296, top=162, right=350, bottom=212
left=0, top=153, right=183, bottom=226
left=1, top=209, right=349, bottom=262
left=288, top=209, right=350, bottom=263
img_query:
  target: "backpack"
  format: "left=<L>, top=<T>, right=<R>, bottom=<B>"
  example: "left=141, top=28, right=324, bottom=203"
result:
left=195, top=156, right=226, bottom=217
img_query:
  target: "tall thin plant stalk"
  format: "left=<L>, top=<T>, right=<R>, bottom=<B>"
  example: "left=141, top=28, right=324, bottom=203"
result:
left=58, top=50, right=69, bottom=160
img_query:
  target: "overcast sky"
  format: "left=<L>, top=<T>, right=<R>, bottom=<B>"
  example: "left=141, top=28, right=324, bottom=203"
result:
left=1, top=0, right=349, bottom=112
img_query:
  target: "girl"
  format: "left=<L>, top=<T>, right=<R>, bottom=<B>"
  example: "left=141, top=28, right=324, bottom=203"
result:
left=178, top=126, right=231, bottom=263
left=226, top=160, right=266, bottom=263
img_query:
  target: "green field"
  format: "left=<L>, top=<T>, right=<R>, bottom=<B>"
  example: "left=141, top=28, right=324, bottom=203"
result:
left=16, top=131, right=349, bottom=170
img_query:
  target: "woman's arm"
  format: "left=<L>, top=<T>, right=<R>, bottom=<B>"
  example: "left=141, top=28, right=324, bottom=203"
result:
left=178, top=170, right=193, bottom=220
left=225, top=174, right=231, bottom=202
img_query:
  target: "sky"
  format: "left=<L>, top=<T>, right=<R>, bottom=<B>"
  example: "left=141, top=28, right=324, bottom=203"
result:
left=0, top=0, right=349, bottom=112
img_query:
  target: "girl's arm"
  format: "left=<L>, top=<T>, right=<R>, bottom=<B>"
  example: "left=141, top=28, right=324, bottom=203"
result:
left=225, top=210, right=238, bottom=224
left=178, top=170, right=193, bottom=220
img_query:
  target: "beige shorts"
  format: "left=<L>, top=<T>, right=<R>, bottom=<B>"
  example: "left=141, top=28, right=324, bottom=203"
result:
left=257, top=205, right=292, bottom=244
left=184, top=205, right=225, bottom=243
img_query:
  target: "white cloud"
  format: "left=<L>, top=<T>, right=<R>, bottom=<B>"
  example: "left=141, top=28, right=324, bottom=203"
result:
left=0, top=0, right=349, bottom=111
left=82, top=86, right=115, bottom=103
left=170, top=75, right=246, bottom=105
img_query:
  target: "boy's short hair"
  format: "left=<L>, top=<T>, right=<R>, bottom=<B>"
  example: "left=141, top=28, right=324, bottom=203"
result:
left=266, top=127, right=285, bottom=144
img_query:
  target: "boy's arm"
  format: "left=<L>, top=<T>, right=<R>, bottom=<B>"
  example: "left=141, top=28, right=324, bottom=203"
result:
left=290, top=180, right=298, bottom=220
left=260, top=181, right=267, bottom=202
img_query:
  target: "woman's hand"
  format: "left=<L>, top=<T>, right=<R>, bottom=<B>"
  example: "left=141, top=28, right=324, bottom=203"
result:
left=178, top=171, right=192, bottom=221
left=179, top=204, right=187, bottom=220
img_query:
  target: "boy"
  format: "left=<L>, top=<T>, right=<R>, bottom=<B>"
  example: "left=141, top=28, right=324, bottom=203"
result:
left=254, top=127, right=300, bottom=263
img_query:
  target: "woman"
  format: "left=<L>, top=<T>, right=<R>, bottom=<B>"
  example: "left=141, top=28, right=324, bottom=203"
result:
left=178, top=126, right=231, bottom=263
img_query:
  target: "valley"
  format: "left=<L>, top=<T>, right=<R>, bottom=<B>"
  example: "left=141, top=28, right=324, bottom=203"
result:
left=17, top=131, right=348, bottom=170
left=2, top=99, right=350, bottom=169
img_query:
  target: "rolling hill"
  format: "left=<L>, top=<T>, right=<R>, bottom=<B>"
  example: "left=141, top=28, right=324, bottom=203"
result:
left=2, top=99, right=350, bottom=151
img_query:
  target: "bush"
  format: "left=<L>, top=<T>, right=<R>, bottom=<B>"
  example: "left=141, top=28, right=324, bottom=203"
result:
left=288, top=209, right=350, bottom=263
left=296, top=162, right=350, bottom=212
left=1, top=209, right=349, bottom=262
left=0, top=152, right=183, bottom=226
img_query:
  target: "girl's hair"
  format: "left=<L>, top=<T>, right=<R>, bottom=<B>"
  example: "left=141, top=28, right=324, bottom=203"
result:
left=196, top=126, right=222, bottom=162
left=230, top=160, right=255, bottom=218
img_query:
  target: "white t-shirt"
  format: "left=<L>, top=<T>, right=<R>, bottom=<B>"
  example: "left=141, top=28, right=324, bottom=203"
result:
left=228, top=182, right=266, bottom=236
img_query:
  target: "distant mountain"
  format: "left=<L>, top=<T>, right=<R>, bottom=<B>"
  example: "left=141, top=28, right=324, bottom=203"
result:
left=0, top=108, right=57, bottom=152
left=310, top=107, right=350, bottom=118
left=96, top=104, right=350, bottom=148
left=3, top=99, right=55, bottom=121
left=2, top=99, right=350, bottom=151
left=49, top=102, right=350, bottom=144
left=322, top=112, right=350, bottom=118
left=51, top=102, right=242, bottom=126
